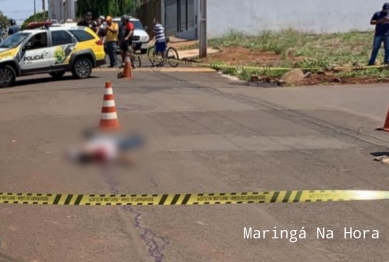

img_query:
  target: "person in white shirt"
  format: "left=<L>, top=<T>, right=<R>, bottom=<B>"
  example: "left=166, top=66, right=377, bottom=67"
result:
left=66, top=130, right=144, bottom=166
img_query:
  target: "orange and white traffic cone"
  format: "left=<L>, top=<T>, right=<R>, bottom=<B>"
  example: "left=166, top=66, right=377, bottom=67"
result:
left=122, top=54, right=133, bottom=79
left=98, top=81, right=121, bottom=130
left=376, top=107, right=389, bottom=132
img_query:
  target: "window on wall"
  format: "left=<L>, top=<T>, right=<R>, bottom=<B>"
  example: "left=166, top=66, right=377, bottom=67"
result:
left=74, top=1, right=77, bottom=19
left=180, top=0, right=187, bottom=32
left=188, top=0, right=194, bottom=28
left=164, top=0, right=177, bottom=35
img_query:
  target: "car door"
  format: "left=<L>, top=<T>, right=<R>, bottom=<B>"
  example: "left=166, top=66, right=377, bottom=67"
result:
left=49, top=30, right=77, bottom=68
left=19, top=32, right=52, bottom=71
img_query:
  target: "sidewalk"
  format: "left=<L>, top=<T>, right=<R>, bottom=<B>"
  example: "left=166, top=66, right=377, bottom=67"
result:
left=177, top=48, right=219, bottom=59
left=150, top=37, right=220, bottom=59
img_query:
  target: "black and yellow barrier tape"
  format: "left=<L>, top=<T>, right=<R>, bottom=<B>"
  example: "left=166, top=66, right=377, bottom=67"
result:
left=0, top=190, right=388, bottom=206
left=134, top=53, right=389, bottom=72
left=134, top=54, right=316, bottom=71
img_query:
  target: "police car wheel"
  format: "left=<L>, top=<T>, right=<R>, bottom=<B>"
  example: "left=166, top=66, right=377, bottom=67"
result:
left=72, top=57, right=92, bottom=79
left=49, top=71, right=66, bottom=79
left=0, top=65, right=16, bottom=88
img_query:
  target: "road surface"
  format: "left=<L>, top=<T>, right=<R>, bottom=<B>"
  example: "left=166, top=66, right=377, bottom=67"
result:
left=0, top=65, right=389, bottom=262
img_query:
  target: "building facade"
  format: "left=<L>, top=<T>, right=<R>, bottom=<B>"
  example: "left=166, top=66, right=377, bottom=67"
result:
left=157, top=0, right=385, bottom=39
left=48, top=0, right=77, bottom=22
left=162, top=0, right=196, bottom=38
left=136, top=0, right=197, bottom=39
left=205, top=0, right=385, bottom=37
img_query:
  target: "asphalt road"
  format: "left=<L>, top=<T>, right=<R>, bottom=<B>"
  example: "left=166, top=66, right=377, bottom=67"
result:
left=1, top=63, right=389, bottom=262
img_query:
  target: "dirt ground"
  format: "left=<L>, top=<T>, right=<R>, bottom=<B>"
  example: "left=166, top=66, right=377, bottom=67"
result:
left=250, top=74, right=389, bottom=87
left=195, top=46, right=305, bottom=66
left=170, top=42, right=303, bottom=66
left=174, top=45, right=388, bottom=86
left=298, top=74, right=389, bottom=86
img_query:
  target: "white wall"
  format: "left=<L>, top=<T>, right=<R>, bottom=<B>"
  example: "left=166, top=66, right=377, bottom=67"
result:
left=48, top=0, right=77, bottom=22
left=207, top=0, right=384, bottom=37
left=48, top=0, right=61, bottom=20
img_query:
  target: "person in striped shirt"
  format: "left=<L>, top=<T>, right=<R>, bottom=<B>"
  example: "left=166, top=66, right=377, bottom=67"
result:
left=152, top=19, right=166, bottom=66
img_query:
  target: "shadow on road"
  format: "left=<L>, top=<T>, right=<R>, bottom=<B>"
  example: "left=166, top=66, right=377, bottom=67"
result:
left=11, top=76, right=99, bottom=87
left=0, top=253, right=27, bottom=262
left=370, top=151, right=389, bottom=157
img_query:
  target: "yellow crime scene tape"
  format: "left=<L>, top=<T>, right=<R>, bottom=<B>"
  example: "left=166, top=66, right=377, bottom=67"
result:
left=0, top=190, right=388, bottom=206
left=134, top=54, right=389, bottom=72
left=134, top=54, right=316, bottom=71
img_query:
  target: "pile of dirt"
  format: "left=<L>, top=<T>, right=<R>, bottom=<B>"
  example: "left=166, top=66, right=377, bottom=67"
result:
left=297, top=75, right=389, bottom=86
left=196, top=46, right=304, bottom=66
left=249, top=72, right=389, bottom=87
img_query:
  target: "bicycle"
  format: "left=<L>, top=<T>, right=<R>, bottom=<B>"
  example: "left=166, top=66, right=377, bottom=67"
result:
left=130, top=50, right=142, bottom=68
left=147, top=38, right=179, bottom=68
left=119, top=44, right=141, bottom=69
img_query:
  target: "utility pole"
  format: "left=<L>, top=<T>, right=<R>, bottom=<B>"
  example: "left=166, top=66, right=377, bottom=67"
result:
left=34, top=0, right=36, bottom=16
left=199, top=0, right=207, bottom=58
left=42, top=0, right=46, bottom=19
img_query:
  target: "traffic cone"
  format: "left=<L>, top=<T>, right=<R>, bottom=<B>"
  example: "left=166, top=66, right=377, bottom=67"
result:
left=98, top=82, right=121, bottom=130
left=122, top=54, right=132, bottom=79
left=376, top=107, right=389, bottom=132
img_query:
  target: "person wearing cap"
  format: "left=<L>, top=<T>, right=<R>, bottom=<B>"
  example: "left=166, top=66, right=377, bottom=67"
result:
left=368, top=3, right=389, bottom=65
left=8, top=19, right=20, bottom=35
left=96, top=16, right=106, bottom=37
left=77, top=12, right=97, bottom=31
left=118, top=16, right=135, bottom=68
left=105, top=16, right=119, bottom=68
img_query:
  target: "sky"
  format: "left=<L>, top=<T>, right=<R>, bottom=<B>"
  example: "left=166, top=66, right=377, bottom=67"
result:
left=0, top=0, right=48, bottom=23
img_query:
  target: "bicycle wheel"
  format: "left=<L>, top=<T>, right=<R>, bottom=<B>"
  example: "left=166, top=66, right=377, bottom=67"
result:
left=133, top=55, right=142, bottom=68
left=167, top=47, right=179, bottom=68
left=148, top=47, right=156, bottom=66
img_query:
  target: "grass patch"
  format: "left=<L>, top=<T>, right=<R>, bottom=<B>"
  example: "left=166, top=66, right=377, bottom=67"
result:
left=336, top=68, right=389, bottom=78
left=209, top=29, right=374, bottom=67
left=203, top=29, right=384, bottom=81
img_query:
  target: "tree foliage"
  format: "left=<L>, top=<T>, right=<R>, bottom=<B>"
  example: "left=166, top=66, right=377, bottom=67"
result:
left=0, top=10, right=9, bottom=28
left=21, top=11, right=49, bottom=29
left=77, top=0, right=140, bottom=19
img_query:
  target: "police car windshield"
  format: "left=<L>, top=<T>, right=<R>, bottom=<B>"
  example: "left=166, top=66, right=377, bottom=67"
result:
left=0, top=33, right=30, bottom=48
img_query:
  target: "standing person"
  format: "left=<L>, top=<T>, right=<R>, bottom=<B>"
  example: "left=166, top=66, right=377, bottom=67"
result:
left=77, top=12, right=97, bottom=32
left=152, top=19, right=166, bottom=67
left=118, top=15, right=134, bottom=68
left=104, top=16, right=119, bottom=68
left=368, top=3, right=389, bottom=65
left=8, top=19, right=20, bottom=36
left=96, top=16, right=106, bottom=38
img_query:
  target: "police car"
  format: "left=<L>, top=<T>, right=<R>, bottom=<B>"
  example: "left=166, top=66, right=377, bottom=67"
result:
left=0, top=22, right=106, bottom=88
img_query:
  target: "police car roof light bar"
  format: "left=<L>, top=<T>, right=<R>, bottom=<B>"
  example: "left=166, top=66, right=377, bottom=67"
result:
left=27, top=21, right=53, bottom=30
